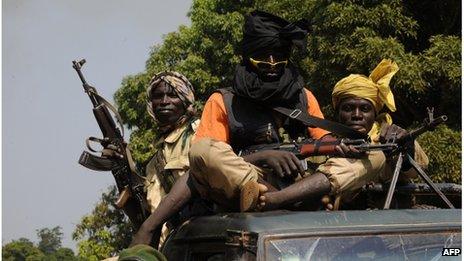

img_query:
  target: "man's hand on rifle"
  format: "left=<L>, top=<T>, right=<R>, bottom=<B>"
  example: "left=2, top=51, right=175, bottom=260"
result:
left=101, top=144, right=124, bottom=159
left=243, top=150, right=305, bottom=179
left=379, top=123, right=414, bottom=151
left=379, top=123, right=408, bottom=143
left=336, top=142, right=363, bottom=158
left=379, top=123, right=415, bottom=170
left=323, top=135, right=365, bottom=158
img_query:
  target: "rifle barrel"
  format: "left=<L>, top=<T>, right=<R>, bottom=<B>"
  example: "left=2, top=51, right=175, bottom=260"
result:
left=72, top=60, right=89, bottom=86
left=72, top=59, right=100, bottom=107
left=402, top=115, right=447, bottom=143
left=355, top=143, right=398, bottom=152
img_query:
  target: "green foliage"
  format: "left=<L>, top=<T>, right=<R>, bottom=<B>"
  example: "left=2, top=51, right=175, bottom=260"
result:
left=417, top=125, right=461, bottom=183
left=73, top=186, right=133, bottom=260
left=46, top=247, right=78, bottom=261
left=36, top=226, right=62, bottom=254
left=74, top=231, right=115, bottom=261
left=127, top=127, right=157, bottom=163
left=114, top=73, right=152, bottom=130
left=2, top=238, right=45, bottom=261
left=113, top=0, right=460, bottom=179
left=2, top=232, right=78, bottom=261
left=421, top=35, right=462, bottom=129
left=298, top=0, right=461, bottom=130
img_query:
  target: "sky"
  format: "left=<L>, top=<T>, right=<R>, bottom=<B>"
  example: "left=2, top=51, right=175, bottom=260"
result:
left=3, top=0, right=192, bottom=250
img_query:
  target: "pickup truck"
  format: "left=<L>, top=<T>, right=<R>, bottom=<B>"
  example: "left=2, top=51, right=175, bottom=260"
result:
left=161, top=183, right=461, bottom=260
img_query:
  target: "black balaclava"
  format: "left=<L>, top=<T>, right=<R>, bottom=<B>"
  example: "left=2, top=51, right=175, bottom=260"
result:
left=232, top=10, right=309, bottom=107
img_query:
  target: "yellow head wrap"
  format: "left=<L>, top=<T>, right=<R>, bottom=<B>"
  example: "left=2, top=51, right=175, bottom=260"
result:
left=332, top=59, right=399, bottom=140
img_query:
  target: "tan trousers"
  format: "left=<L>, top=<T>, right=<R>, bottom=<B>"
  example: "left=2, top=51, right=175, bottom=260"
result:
left=189, top=138, right=261, bottom=209
left=316, top=151, right=387, bottom=199
left=189, top=138, right=427, bottom=205
left=317, top=140, right=429, bottom=200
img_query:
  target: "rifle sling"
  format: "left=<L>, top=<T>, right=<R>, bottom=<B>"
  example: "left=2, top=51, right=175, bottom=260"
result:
left=152, top=150, right=176, bottom=193
left=313, top=139, right=322, bottom=155
left=273, top=107, right=367, bottom=139
left=86, top=80, right=141, bottom=179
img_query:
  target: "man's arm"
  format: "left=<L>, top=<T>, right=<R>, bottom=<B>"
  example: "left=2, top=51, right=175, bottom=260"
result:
left=243, top=150, right=305, bottom=178
left=379, top=123, right=429, bottom=178
left=131, top=173, right=193, bottom=246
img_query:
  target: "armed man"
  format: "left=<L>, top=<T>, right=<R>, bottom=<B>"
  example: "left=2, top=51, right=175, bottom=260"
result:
left=187, top=11, right=419, bottom=212
left=132, top=10, right=347, bottom=245
left=114, top=72, right=203, bottom=257
left=254, top=59, right=429, bottom=210
left=130, top=11, right=428, bottom=246
left=74, top=63, right=200, bottom=259
left=142, top=71, right=205, bottom=235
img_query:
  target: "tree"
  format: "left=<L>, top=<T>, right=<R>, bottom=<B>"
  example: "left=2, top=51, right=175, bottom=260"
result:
left=113, top=0, right=460, bottom=181
left=73, top=186, right=133, bottom=260
left=48, top=247, right=78, bottom=261
left=3, top=228, right=78, bottom=261
left=2, top=238, right=45, bottom=261
left=36, top=226, right=62, bottom=254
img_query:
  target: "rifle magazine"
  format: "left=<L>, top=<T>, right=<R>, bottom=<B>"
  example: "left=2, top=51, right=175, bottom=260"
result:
left=78, top=151, right=117, bottom=171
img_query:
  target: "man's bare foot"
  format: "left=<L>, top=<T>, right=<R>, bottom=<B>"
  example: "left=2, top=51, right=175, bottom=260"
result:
left=258, top=191, right=280, bottom=211
left=240, top=181, right=268, bottom=212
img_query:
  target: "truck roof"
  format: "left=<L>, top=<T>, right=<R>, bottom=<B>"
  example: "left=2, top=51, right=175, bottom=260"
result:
left=170, top=209, right=461, bottom=241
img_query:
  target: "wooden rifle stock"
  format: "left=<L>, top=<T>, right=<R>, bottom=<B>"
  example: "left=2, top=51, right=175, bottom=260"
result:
left=240, top=138, right=397, bottom=159
left=299, top=138, right=397, bottom=157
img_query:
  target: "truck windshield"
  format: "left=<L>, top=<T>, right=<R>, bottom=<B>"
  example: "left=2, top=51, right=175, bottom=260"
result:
left=264, top=231, right=461, bottom=260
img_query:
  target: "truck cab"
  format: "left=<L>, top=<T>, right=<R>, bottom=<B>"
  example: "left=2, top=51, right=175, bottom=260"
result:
left=162, top=209, right=461, bottom=260
left=161, top=182, right=461, bottom=260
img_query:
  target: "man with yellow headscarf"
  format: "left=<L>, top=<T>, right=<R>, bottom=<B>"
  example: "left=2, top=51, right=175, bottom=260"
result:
left=323, top=59, right=429, bottom=202
left=237, top=59, right=429, bottom=210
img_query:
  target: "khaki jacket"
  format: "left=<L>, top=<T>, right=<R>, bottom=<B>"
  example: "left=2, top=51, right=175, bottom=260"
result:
left=145, top=119, right=200, bottom=212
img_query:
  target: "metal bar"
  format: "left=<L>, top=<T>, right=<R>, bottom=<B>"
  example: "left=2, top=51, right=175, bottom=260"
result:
left=383, top=152, right=404, bottom=209
left=406, top=154, right=455, bottom=209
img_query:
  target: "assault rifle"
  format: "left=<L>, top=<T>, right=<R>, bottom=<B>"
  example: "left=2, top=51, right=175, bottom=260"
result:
left=72, top=59, right=149, bottom=230
left=238, top=137, right=397, bottom=190
left=239, top=137, right=398, bottom=159
left=240, top=108, right=455, bottom=210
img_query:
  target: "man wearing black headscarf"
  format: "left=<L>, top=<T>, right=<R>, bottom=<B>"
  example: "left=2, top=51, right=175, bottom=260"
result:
left=234, top=10, right=310, bottom=106
left=131, top=11, right=352, bottom=246
left=189, top=10, right=333, bottom=211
